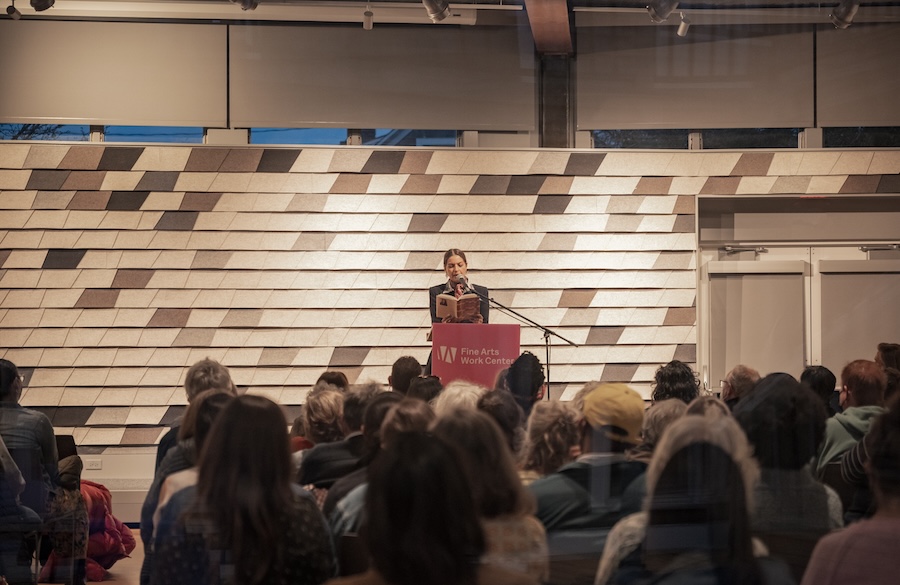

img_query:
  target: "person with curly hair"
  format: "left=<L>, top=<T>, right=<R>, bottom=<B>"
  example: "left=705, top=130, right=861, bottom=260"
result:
left=651, top=360, right=700, bottom=404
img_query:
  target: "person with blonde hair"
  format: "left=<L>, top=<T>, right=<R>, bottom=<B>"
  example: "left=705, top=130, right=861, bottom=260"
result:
left=431, top=379, right=487, bottom=417
left=520, top=401, right=582, bottom=484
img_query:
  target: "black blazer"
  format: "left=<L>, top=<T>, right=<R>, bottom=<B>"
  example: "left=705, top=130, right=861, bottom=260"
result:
left=429, top=281, right=490, bottom=324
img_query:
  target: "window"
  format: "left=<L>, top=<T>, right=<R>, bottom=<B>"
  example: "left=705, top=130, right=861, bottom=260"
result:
left=250, top=128, right=350, bottom=145
left=363, top=129, right=457, bottom=147
left=702, top=128, right=799, bottom=149
left=0, top=124, right=89, bottom=141
left=104, top=126, right=204, bottom=143
left=823, top=127, right=900, bottom=148
left=592, top=130, right=689, bottom=149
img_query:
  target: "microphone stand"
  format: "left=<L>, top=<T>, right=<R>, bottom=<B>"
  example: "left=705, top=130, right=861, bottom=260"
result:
left=465, top=285, right=578, bottom=400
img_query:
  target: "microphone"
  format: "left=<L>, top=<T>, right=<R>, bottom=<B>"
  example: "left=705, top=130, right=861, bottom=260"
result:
left=456, top=275, right=470, bottom=292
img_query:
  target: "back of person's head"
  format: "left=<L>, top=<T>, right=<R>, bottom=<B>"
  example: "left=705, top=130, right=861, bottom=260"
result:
left=640, top=399, right=688, bottom=449
left=733, top=373, right=826, bottom=470
left=523, top=400, right=582, bottom=476
left=476, top=389, right=525, bottom=456
left=431, top=407, right=534, bottom=518
left=178, top=390, right=235, bottom=449
left=304, top=388, right=345, bottom=444
left=493, top=367, right=510, bottom=391
left=290, top=409, right=306, bottom=438
left=196, top=395, right=293, bottom=585
left=0, top=358, right=20, bottom=401
left=407, top=375, right=443, bottom=403
left=842, top=359, right=887, bottom=407
left=431, top=379, right=487, bottom=417
left=867, top=403, right=900, bottom=502
left=184, top=358, right=235, bottom=402
left=360, top=391, right=404, bottom=460
left=316, top=370, right=349, bottom=391
left=581, top=383, right=645, bottom=453
left=801, top=365, right=838, bottom=412
left=885, top=368, right=900, bottom=404
left=390, top=356, right=422, bottom=395
left=380, top=398, right=436, bottom=450
left=506, top=351, right=545, bottom=417
left=342, top=382, right=384, bottom=433
left=685, top=395, right=732, bottom=419
left=723, top=364, right=760, bottom=403
left=877, top=342, right=900, bottom=370
left=652, top=360, right=700, bottom=404
left=365, top=432, right=484, bottom=585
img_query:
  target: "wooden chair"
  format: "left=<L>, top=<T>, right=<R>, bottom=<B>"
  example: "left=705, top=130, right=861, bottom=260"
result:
left=820, top=460, right=856, bottom=513
left=338, top=533, right=370, bottom=577
left=754, top=530, right=826, bottom=583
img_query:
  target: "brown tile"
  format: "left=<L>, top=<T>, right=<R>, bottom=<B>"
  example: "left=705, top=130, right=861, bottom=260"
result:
left=877, top=175, right=900, bottom=193
left=67, top=190, right=111, bottom=210
left=59, top=147, right=104, bottom=170
left=469, top=176, right=511, bottom=195
left=257, top=149, right=301, bottom=173
left=259, top=347, right=300, bottom=366
left=731, top=153, right=774, bottom=176
left=329, top=347, right=371, bottom=367
left=34, top=191, right=76, bottom=209
left=172, top=328, right=216, bottom=347
left=564, top=153, right=605, bottom=176
left=62, top=171, right=107, bottom=191
left=400, top=151, right=433, bottom=174
left=404, top=252, right=438, bottom=270
left=653, top=252, right=693, bottom=270
left=539, top=176, right=575, bottom=195
left=664, top=307, right=696, bottom=326
left=292, top=233, right=335, bottom=251
left=191, top=251, right=233, bottom=269
left=633, top=177, right=673, bottom=195
left=506, top=175, right=546, bottom=195
left=600, top=363, right=639, bottom=383
left=135, top=171, right=180, bottom=191
left=533, top=195, right=572, bottom=214
left=42, top=249, right=87, bottom=269
left=220, top=309, right=263, bottom=328
left=700, top=177, right=740, bottom=195
left=606, top=215, right=643, bottom=231
left=75, top=289, right=121, bottom=308
left=558, top=289, right=597, bottom=308
left=407, top=213, right=448, bottom=232
left=180, top=192, right=222, bottom=212
left=539, top=234, right=578, bottom=251
left=112, top=269, right=155, bottom=289
left=155, top=211, right=199, bottom=231
left=839, top=175, right=881, bottom=194
left=220, top=149, right=263, bottom=172
left=673, top=344, right=697, bottom=362
left=606, top=196, right=643, bottom=214
left=362, top=151, right=405, bottom=174
left=0, top=250, right=10, bottom=267
left=184, top=148, right=229, bottom=172
left=26, top=170, right=70, bottom=190
left=121, top=427, right=164, bottom=445
left=400, top=174, right=442, bottom=194
left=672, top=195, right=695, bottom=214
left=161, top=406, right=187, bottom=425
left=586, top=326, right=625, bottom=345
left=107, top=191, right=149, bottom=211
left=672, top=215, right=696, bottom=233
left=98, top=147, right=144, bottom=171
left=147, top=308, right=191, bottom=328
left=561, top=308, right=601, bottom=326
left=50, top=407, right=93, bottom=427
left=329, top=174, right=372, bottom=194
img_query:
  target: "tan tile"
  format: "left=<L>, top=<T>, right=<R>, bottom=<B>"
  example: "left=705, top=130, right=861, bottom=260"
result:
left=100, top=171, right=143, bottom=191
left=807, top=176, right=847, bottom=194
left=126, top=406, right=169, bottom=425
left=0, top=170, right=32, bottom=189
left=736, top=177, right=779, bottom=194
left=133, top=387, right=179, bottom=406
left=24, top=145, right=70, bottom=169
left=33, top=191, right=76, bottom=210
left=143, top=192, right=185, bottom=211
left=869, top=151, right=900, bottom=175
left=833, top=152, right=875, bottom=176
left=20, top=386, right=64, bottom=407
left=174, top=172, right=217, bottom=192
left=81, top=428, right=126, bottom=446
left=0, top=191, right=36, bottom=210
left=797, top=152, right=842, bottom=176
left=290, top=148, right=335, bottom=173
left=111, top=348, right=155, bottom=367
left=0, top=144, right=30, bottom=168
left=132, top=146, right=191, bottom=171
left=28, top=210, right=71, bottom=229
left=138, top=367, right=184, bottom=387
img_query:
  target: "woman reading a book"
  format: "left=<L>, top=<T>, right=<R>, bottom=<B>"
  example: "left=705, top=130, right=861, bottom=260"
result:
left=429, top=248, right=490, bottom=324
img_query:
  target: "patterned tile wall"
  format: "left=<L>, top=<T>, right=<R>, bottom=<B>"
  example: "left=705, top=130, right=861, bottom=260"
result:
left=2, top=144, right=900, bottom=452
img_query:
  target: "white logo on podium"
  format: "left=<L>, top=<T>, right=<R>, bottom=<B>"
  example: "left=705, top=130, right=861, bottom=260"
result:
left=438, top=346, right=457, bottom=363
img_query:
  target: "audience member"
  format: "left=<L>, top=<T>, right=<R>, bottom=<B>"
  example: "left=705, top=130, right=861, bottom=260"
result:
left=406, top=374, right=443, bottom=403
left=626, top=399, right=688, bottom=465
left=0, top=433, right=42, bottom=585
left=432, top=408, right=548, bottom=582
left=431, top=379, right=487, bottom=417
left=685, top=394, right=732, bottom=418
left=506, top=351, right=545, bottom=418
left=529, top=383, right=646, bottom=531
left=520, top=401, right=581, bottom=486
left=317, top=370, right=350, bottom=391
left=152, top=395, right=335, bottom=585
left=814, top=359, right=886, bottom=477
left=388, top=356, right=421, bottom=395
left=304, top=388, right=346, bottom=447
left=325, top=432, right=537, bottom=585
left=801, top=365, right=839, bottom=418
left=721, top=364, right=760, bottom=410
left=884, top=367, right=900, bottom=404
left=802, top=404, right=900, bottom=585
left=477, top=389, right=526, bottom=457
left=290, top=409, right=314, bottom=453
left=651, top=360, right=700, bottom=404
left=494, top=367, right=511, bottom=392
left=875, top=342, right=900, bottom=370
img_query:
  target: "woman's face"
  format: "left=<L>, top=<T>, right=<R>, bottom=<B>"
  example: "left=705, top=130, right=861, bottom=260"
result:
left=444, top=255, right=467, bottom=283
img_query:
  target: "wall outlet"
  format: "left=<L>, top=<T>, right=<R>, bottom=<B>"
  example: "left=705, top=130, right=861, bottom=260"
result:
left=85, top=458, right=102, bottom=470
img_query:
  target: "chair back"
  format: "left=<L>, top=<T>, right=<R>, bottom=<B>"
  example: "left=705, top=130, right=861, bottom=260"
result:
left=338, top=533, right=370, bottom=577
left=820, top=460, right=856, bottom=512
left=7, top=447, right=48, bottom=517
left=754, top=530, right=826, bottom=583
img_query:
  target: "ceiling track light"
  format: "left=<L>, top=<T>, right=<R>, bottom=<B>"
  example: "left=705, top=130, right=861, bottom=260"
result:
left=6, top=0, right=21, bottom=19
left=230, top=0, right=258, bottom=11
left=29, top=0, right=53, bottom=11
left=676, top=12, right=690, bottom=37
left=422, top=0, right=450, bottom=23
left=830, top=0, right=860, bottom=29
left=363, top=2, right=372, bottom=30
left=647, top=0, right=678, bottom=23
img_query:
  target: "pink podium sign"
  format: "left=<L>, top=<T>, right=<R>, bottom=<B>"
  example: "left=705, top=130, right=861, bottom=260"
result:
left=432, top=323, right=521, bottom=388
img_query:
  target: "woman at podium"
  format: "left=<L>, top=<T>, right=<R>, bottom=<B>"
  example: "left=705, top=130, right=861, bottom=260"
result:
left=429, top=248, right=490, bottom=324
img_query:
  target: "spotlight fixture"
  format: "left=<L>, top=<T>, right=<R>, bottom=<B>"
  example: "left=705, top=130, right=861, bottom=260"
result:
left=230, top=0, right=258, bottom=11
left=363, top=3, right=373, bottom=30
left=647, top=0, right=678, bottom=23
left=6, top=0, right=21, bottom=19
left=422, top=0, right=450, bottom=23
left=29, top=0, right=53, bottom=11
left=676, top=12, right=691, bottom=37
left=830, top=0, right=860, bottom=29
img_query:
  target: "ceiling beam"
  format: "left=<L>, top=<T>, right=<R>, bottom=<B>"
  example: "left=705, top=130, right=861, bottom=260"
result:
left=525, top=0, right=573, bottom=55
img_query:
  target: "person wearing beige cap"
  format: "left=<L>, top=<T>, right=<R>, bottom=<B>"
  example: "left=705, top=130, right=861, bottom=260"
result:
left=528, top=382, right=647, bottom=533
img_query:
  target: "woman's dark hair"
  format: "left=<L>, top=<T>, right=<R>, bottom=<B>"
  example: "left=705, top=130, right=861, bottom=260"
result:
left=885, top=367, right=900, bottom=404
left=506, top=351, right=545, bottom=417
left=800, top=365, right=837, bottom=414
left=359, top=391, right=404, bottom=463
left=316, top=370, right=349, bottom=391
left=734, top=373, right=826, bottom=469
left=365, top=432, right=484, bottom=585
left=877, top=342, right=900, bottom=370
left=476, top=389, right=525, bottom=455
left=0, top=359, right=19, bottom=401
left=867, top=404, right=900, bottom=499
left=645, top=442, right=760, bottom=585
left=177, top=389, right=234, bottom=450
left=407, top=375, right=443, bottom=403
left=194, top=395, right=294, bottom=585
left=432, top=408, right=534, bottom=518
left=443, top=248, right=467, bottom=266
left=651, top=360, right=700, bottom=404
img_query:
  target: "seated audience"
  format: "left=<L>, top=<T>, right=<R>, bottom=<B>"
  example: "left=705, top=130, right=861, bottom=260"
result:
left=325, top=432, right=537, bottom=585
left=801, top=365, right=839, bottom=418
left=721, top=364, right=760, bottom=410
left=290, top=409, right=314, bottom=458
left=802, top=404, right=900, bottom=585
left=685, top=395, right=732, bottom=418
left=477, top=389, right=526, bottom=457
left=520, top=401, right=582, bottom=486
left=875, top=342, right=900, bottom=370
left=388, top=356, right=421, bottom=395
left=529, top=383, right=646, bottom=531
left=431, top=379, right=487, bottom=416
left=433, top=408, right=549, bottom=582
left=0, top=433, right=42, bottom=585
left=317, top=370, right=350, bottom=392
left=152, top=395, right=335, bottom=585
left=626, top=399, right=688, bottom=465
left=507, top=351, right=546, bottom=418
left=814, top=359, right=886, bottom=477
left=650, top=360, right=700, bottom=404
left=406, top=374, right=443, bottom=403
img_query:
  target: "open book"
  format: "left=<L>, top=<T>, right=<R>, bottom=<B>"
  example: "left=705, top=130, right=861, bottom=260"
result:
left=436, top=293, right=481, bottom=321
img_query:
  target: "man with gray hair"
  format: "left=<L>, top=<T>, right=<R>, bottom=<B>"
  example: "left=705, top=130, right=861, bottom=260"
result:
left=721, top=364, right=760, bottom=410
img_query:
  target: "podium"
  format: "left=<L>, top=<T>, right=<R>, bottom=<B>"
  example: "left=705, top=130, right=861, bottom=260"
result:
left=431, top=323, right=520, bottom=388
